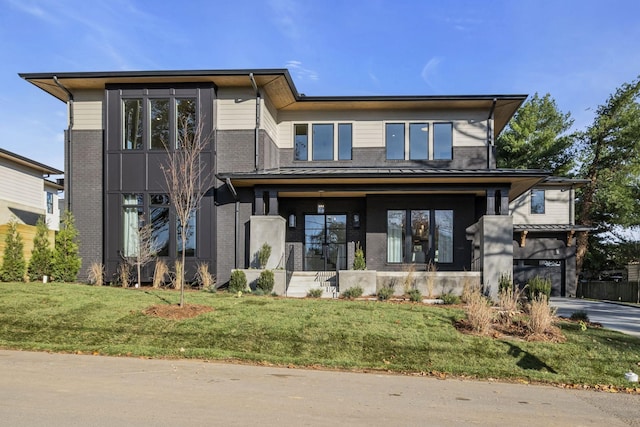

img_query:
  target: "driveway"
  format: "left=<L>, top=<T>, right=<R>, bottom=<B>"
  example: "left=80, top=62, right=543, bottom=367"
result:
left=0, top=350, right=639, bottom=426
left=551, top=297, right=640, bottom=337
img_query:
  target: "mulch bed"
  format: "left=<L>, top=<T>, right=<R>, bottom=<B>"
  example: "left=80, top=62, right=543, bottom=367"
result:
left=142, top=304, right=213, bottom=320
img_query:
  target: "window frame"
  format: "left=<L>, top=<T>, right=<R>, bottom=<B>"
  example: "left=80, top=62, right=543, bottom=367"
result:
left=433, top=122, right=453, bottom=160
left=293, top=122, right=354, bottom=161
left=531, top=189, right=546, bottom=214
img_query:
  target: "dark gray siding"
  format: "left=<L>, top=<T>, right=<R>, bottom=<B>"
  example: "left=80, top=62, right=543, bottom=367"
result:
left=69, top=129, right=104, bottom=281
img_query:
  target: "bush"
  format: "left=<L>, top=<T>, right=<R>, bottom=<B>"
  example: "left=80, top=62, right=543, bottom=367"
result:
left=1, top=218, right=26, bottom=282
left=466, top=290, right=494, bottom=334
left=341, top=286, right=363, bottom=299
left=352, top=242, right=366, bottom=270
left=256, top=269, right=275, bottom=293
left=87, top=262, right=105, bottom=286
left=570, top=310, right=590, bottom=322
left=52, top=211, right=81, bottom=282
left=407, top=288, right=422, bottom=302
left=258, top=243, right=271, bottom=268
left=152, top=260, right=169, bottom=289
left=440, top=293, right=460, bottom=305
left=527, top=276, right=551, bottom=301
left=28, top=217, right=53, bottom=282
left=498, top=273, right=512, bottom=293
left=228, top=270, right=247, bottom=293
left=196, top=263, right=216, bottom=291
left=307, top=288, right=323, bottom=298
left=526, top=295, right=556, bottom=335
left=377, top=285, right=394, bottom=301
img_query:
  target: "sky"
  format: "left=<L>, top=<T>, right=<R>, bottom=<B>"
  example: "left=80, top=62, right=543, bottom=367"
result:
left=1, top=0, right=639, bottom=172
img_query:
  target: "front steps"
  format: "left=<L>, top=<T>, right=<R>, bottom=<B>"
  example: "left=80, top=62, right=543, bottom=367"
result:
left=286, top=271, right=338, bottom=298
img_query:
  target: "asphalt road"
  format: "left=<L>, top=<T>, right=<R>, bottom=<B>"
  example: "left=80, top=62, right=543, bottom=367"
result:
left=1, top=350, right=638, bottom=426
left=550, top=297, right=640, bottom=337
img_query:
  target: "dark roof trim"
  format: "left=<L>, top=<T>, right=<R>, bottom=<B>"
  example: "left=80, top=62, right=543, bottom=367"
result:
left=0, top=148, right=63, bottom=175
left=513, top=224, right=593, bottom=232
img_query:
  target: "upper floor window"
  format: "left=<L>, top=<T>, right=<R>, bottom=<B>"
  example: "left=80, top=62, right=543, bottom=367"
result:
left=433, top=123, right=453, bottom=160
left=531, top=189, right=545, bottom=214
left=46, top=192, right=54, bottom=214
left=123, top=96, right=197, bottom=150
left=294, top=123, right=353, bottom=161
left=386, top=122, right=452, bottom=160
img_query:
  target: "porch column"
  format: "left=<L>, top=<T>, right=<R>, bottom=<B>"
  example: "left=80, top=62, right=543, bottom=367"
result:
left=486, top=189, right=496, bottom=215
left=500, top=188, right=510, bottom=215
left=254, top=190, right=264, bottom=215
left=268, top=190, right=278, bottom=215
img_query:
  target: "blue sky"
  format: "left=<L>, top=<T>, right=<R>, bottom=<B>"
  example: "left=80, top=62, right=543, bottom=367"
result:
left=1, top=0, right=639, bottom=171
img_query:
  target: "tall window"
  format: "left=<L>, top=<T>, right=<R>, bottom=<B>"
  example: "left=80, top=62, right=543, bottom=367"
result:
left=176, top=98, right=196, bottom=148
left=150, top=99, right=170, bottom=149
left=123, top=99, right=143, bottom=150
left=177, top=210, right=197, bottom=257
left=46, top=192, right=54, bottom=214
left=122, top=194, right=143, bottom=257
left=531, top=189, right=545, bottom=214
left=294, top=124, right=308, bottom=161
left=312, top=124, right=334, bottom=160
left=433, top=123, right=453, bottom=160
left=150, top=194, right=170, bottom=257
left=386, top=123, right=405, bottom=160
left=387, top=209, right=454, bottom=264
left=338, top=123, right=352, bottom=160
left=409, top=123, right=429, bottom=160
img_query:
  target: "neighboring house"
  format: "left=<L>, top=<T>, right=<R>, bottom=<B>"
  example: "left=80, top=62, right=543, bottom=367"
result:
left=20, top=69, right=583, bottom=297
left=0, top=148, right=63, bottom=261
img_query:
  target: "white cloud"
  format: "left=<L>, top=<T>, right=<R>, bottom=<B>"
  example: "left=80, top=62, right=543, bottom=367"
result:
left=421, top=57, right=443, bottom=89
left=286, top=60, right=318, bottom=81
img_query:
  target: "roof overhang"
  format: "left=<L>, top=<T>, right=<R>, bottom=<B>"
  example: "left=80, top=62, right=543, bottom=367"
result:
left=219, top=168, right=548, bottom=200
left=20, top=69, right=526, bottom=137
left=0, top=148, right=63, bottom=175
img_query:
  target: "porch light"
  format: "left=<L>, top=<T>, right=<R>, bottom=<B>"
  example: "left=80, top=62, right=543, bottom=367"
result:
left=353, top=213, right=360, bottom=228
left=317, top=201, right=325, bottom=214
left=288, top=214, right=296, bottom=228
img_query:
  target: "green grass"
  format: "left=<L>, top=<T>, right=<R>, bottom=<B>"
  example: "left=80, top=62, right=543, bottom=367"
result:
left=0, top=282, right=639, bottom=388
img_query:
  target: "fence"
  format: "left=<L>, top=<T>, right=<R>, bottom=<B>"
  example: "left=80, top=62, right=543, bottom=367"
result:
left=577, top=280, right=640, bottom=303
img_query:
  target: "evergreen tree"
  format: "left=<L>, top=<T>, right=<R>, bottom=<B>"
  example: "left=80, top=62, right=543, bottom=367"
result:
left=1, top=218, right=26, bottom=282
left=28, top=216, right=53, bottom=281
left=52, top=211, right=81, bottom=282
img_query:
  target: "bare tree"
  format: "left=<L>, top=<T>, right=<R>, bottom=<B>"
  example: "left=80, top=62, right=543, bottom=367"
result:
left=125, top=223, right=159, bottom=289
left=161, top=116, right=212, bottom=307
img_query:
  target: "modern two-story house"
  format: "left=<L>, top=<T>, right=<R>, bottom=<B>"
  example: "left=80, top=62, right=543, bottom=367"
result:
left=20, top=69, right=584, bottom=297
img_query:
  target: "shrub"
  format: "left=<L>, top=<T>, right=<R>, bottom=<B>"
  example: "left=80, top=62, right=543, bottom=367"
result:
left=341, top=286, right=363, bottom=299
left=87, top=262, right=105, bottom=286
left=307, top=288, right=323, bottom=298
left=117, top=262, right=131, bottom=288
left=28, top=216, right=53, bottom=282
left=172, top=261, right=183, bottom=290
left=466, top=289, right=494, bottom=334
left=52, top=211, right=81, bottom=282
left=526, top=295, right=556, bottom=335
left=256, top=269, right=275, bottom=293
left=498, top=283, right=523, bottom=315
left=196, top=262, right=216, bottom=291
left=352, top=242, right=366, bottom=270
left=498, top=273, right=512, bottom=293
left=228, top=270, right=247, bottom=293
left=570, top=310, right=590, bottom=323
left=440, top=293, right=460, bottom=305
left=152, top=260, right=169, bottom=289
left=1, top=218, right=26, bottom=282
left=407, top=288, right=422, bottom=302
left=425, top=261, right=436, bottom=298
left=377, top=285, right=394, bottom=301
left=527, top=276, right=551, bottom=301
left=461, top=275, right=479, bottom=304
left=258, top=243, right=271, bottom=268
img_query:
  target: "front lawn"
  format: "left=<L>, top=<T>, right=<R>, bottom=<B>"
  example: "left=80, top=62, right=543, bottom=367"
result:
left=0, top=282, right=638, bottom=389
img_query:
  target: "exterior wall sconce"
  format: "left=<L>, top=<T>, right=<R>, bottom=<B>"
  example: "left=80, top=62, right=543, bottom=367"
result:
left=317, top=201, right=325, bottom=214
left=353, top=213, right=360, bottom=228
left=288, top=213, right=296, bottom=228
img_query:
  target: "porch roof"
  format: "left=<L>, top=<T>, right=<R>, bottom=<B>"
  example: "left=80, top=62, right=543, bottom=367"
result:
left=219, top=167, right=549, bottom=200
left=513, top=224, right=593, bottom=232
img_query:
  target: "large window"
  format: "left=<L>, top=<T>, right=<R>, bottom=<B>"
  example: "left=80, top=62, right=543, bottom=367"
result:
left=294, top=122, right=353, bottom=161
left=531, top=189, right=545, bottom=214
left=338, top=123, right=352, bottom=160
left=150, top=194, right=170, bottom=257
left=122, top=97, right=197, bottom=150
left=46, top=192, right=54, bottom=214
left=122, top=193, right=144, bottom=257
left=386, top=123, right=405, bottom=160
left=433, top=123, right=453, bottom=160
left=177, top=210, right=197, bottom=257
left=409, top=123, right=429, bottom=160
left=312, top=124, right=334, bottom=160
left=387, top=209, right=454, bottom=264
left=294, top=124, right=308, bottom=161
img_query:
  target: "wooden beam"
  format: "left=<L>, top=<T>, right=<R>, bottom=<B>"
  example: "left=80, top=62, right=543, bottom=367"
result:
left=567, top=229, right=575, bottom=247
left=520, top=230, right=528, bottom=247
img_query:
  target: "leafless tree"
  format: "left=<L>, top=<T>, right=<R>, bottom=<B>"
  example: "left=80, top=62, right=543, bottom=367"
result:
left=161, top=116, right=212, bottom=307
left=125, top=223, right=159, bottom=289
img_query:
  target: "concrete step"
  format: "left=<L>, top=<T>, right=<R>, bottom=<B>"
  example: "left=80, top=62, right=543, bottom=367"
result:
left=286, top=272, right=338, bottom=298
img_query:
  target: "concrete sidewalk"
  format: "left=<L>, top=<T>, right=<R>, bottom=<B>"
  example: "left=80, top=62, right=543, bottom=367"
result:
left=1, top=350, right=638, bottom=426
left=551, top=297, right=640, bottom=337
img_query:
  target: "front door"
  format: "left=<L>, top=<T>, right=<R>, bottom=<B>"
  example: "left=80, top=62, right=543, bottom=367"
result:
left=304, top=214, right=347, bottom=271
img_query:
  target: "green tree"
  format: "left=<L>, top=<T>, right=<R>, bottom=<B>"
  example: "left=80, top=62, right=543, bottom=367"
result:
left=496, top=93, right=575, bottom=175
left=575, top=77, right=640, bottom=278
left=52, top=211, right=81, bottom=282
left=1, top=218, right=26, bottom=282
left=28, top=216, right=53, bottom=281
